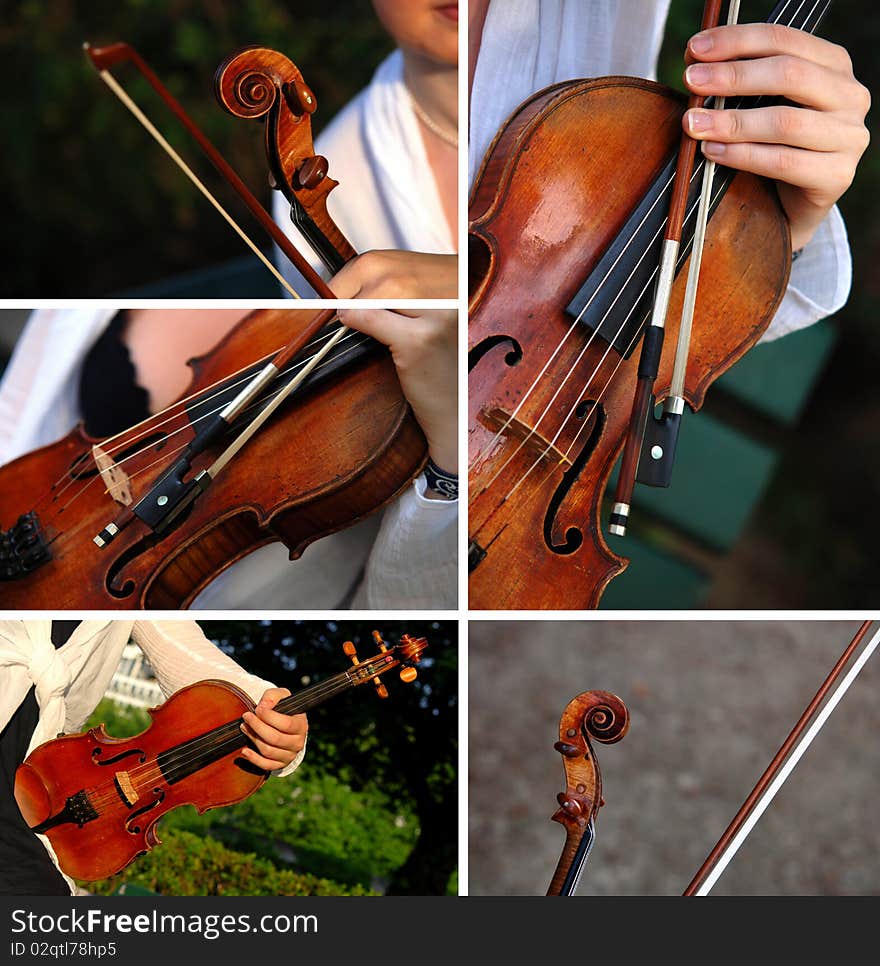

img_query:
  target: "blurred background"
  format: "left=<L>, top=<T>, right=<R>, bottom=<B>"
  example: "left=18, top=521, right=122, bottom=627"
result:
left=468, top=620, right=879, bottom=896
left=0, top=0, right=391, bottom=297
left=80, top=619, right=457, bottom=897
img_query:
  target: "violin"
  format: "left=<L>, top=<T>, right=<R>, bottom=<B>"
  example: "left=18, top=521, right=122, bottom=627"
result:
left=546, top=690, right=629, bottom=896
left=14, top=631, right=428, bottom=881
left=0, top=47, right=427, bottom=608
left=468, top=0, right=830, bottom=610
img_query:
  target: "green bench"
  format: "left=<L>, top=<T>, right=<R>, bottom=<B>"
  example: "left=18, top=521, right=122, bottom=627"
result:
left=600, top=319, right=837, bottom=608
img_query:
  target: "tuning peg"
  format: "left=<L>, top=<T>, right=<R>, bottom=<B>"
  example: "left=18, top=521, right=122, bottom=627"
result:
left=372, top=630, right=388, bottom=653
left=374, top=681, right=389, bottom=700
left=399, top=667, right=418, bottom=684
left=343, top=640, right=359, bottom=665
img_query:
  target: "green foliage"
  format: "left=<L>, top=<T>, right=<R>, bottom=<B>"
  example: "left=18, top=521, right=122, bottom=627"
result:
left=0, top=0, right=391, bottom=295
left=80, top=621, right=457, bottom=895
left=160, top=770, right=419, bottom=888
left=84, top=697, right=151, bottom=736
left=84, top=830, right=374, bottom=896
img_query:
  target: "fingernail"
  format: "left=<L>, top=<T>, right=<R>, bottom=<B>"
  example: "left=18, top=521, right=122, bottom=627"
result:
left=702, top=141, right=726, bottom=158
left=687, top=109, right=713, bottom=134
left=690, top=33, right=714, bottom=54
left=686, top=64, right=711, bottom=85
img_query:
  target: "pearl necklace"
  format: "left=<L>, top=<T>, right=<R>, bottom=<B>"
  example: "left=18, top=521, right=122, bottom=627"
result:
left=408, top=91, right=458, bottom=149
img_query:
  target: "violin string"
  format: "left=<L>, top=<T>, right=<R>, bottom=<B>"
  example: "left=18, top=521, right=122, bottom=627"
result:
left=39, top=321, right=346, bottom=506
left=479, top=160, right=730, bottom=501
left=79, top=671, right=362, bottom=813
left=474, top=0, right=824, bottom=517
left=42, top=333, right=374, bottom=557
left=44, top=325, right=360, bottom=516
left=37, top=329, right=358, bottom=549
left=33, top=322, right=357, bottom=522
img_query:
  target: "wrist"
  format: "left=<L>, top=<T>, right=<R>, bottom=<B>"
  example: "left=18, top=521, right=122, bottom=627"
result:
left=424, top=457, right=458, bottom=500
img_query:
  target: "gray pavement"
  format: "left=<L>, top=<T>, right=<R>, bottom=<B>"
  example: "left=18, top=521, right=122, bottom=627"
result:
left=468, top=620, right=880, bottom=896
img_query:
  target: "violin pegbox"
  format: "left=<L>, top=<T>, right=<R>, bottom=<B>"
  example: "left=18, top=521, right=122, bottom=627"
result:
left=213, top=46, right=355, bottom=268
left=342, top=631, right=428, bottom=698
left=552, top=691, right=629, bottom=827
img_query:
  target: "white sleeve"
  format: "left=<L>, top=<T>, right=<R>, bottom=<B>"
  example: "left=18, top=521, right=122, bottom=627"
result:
left=759, top=206, right=852, bottom=343
left=353, top=476, right=458, bottom=609
left=131, top=621, right=305, bottom=777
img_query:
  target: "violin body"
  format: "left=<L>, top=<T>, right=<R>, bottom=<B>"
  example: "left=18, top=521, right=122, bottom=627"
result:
left=14, top=631, right=428, bottom=882
left=0, top=309, right=425, bottom=608
left=469, top=77, right=791, bottom=610
left=15, top=680, right=261, bottom=881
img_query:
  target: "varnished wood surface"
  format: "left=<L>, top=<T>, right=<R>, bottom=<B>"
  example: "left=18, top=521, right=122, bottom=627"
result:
left=0, top=309, right=426, bottom=608
left=15, top=680, right=261, bottom=881
left=468, top=77, right=790, bottom=610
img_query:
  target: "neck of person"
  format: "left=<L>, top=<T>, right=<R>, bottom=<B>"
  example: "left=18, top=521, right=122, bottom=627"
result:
left=402, top=49, right=458, bottom=141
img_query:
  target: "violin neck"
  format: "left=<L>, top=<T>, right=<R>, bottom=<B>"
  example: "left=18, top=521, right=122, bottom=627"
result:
left=768, top=0, right=832, bottom=33
left=272, top=667, right=363, bottom=716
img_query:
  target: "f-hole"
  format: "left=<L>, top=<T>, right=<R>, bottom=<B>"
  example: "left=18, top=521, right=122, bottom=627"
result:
left=468, top=335, right=523, bottom=372
left=543, top=401, right=606, bottom=555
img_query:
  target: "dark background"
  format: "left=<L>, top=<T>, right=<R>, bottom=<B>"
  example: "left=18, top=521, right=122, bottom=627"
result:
left=0, top=0, right=390, bottom=296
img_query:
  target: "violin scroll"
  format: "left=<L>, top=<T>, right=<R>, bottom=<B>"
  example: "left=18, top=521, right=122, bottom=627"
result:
left=547, top=690, right=629, bottom=896
left=213, top=46, right=355, bottom=270
left=214, top=46, right=317, bottom=120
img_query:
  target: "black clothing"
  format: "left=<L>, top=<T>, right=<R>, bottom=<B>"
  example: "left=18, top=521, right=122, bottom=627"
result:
left=79, top=311, right=150, bottom=438
left=0, top=621, right=83, bottom=895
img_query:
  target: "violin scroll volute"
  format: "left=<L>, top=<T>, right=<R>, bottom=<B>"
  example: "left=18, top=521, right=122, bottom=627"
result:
left=214, top=46, right=355, bottom=266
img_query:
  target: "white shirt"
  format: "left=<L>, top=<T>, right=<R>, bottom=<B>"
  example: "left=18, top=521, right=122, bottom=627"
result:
left=0, top=619, right=303, bottom=890
left=469, top=0, right=852, bottom=342
left=0, top=309, right=457, bottom=610
left=273, top=49, right=456, bottom=295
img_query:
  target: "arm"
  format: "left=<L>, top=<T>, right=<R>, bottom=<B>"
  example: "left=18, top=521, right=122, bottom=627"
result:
left=337, top=307, right=458, bottom=609
left=131, top=621, right=307, bottom=777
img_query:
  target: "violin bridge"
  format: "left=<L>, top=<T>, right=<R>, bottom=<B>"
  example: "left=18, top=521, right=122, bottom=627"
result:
left=114, top=771, right=140, bottom=807
left=478, top=408, right=571, bottom=467
left=92, top=445, right=133, bottom=506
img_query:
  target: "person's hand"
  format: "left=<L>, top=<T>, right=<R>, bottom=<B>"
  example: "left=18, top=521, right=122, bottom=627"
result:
left=337, top=307, right=458, bottom=482
left=330, top=251, right=457, bottom=299
left=682, top=23, right=870, bottom=251
left=239, top=688, right=307, bottom=771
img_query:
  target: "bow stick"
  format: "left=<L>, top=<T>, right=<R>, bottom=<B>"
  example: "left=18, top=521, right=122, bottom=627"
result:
left=685, top=620, right=879, bottom=895
left=609, top=0, right=724, bottom=538
left=638, top=0, right=743, bottom=495
left=93, top=306, right=344, bottom=546
left=84, top=42, right=337, bottom=300
left=547, top=691, right=629, bottom=896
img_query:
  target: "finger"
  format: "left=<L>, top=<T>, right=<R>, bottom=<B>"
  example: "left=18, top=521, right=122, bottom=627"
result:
left=256, top=687, right=290, bottom=711
left=684, top=105, right=850, bottom=153
left=239, top=745, right=288, bottom=772
left=700, top=140, right=842, bottom=192
left=336, top=308, right=417, bottom=347
left=253, top=704, right=308, bottom=736
left=330, top=251, right=416, bottom=299
left=241, top=723, right=301, bottom=760
left=684, top=56, right=848, bottom=113
left=243, top=710, right=300, bottom=748
left=688, top=23, right=853, bottom=74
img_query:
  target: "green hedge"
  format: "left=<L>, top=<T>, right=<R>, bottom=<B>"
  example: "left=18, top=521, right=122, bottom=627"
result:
left=85, top=830, right=373, bottom=896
